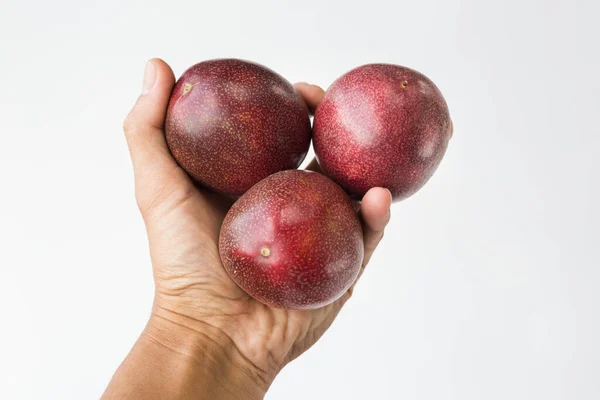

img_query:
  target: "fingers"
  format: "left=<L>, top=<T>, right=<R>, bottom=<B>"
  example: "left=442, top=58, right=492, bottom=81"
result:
left=351, top=187, right=392, bottom=293
left=360, top=187, right=392, bottom=268
left=294, top=82, right=325, bottom=115
left=123, top=59, right=190, bottom=217
left=304, top=158, right=322, bottom=174
left=333, top=187, right=391, bottom=307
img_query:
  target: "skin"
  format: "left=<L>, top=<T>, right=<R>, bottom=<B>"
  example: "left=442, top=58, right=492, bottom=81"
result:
left=313, top=64, right=452, bottom=202
left=220, top=170, right=364, bottom=309
left=165, top=59, right=311, bottom=196
left=103, top=59, right=392, bottom=400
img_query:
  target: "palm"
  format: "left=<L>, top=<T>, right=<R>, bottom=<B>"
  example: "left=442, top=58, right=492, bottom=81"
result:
left=146, top=167, right=349, bottom=374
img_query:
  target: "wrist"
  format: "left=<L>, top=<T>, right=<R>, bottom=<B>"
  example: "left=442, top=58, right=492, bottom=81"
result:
left=140, top=309, right=270, bottom=400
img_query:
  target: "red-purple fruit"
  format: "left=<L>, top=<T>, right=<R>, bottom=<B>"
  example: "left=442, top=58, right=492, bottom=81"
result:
left=219, top=170, right=364, bottom=310
left=313, top=64, right=452, bottom=202
left=165, top=59, right=311, bottom=196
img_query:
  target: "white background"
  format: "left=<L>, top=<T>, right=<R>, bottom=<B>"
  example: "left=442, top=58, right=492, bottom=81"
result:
left=1, top=0, right=599, bottom=399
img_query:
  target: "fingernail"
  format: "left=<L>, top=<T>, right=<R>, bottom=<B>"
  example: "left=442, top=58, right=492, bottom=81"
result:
left=386, top=189, right=393, bottom=205
left=142, top=60, right=157, bottom=95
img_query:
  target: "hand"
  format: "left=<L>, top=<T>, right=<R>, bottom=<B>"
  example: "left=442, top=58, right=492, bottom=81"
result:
left=105, top=59, right=392, bottom=399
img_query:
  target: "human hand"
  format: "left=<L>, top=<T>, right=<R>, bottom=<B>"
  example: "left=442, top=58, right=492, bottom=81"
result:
left=106, top=58, right=392, bottom=399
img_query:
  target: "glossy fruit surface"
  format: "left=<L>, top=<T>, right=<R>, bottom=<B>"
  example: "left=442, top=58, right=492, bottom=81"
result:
left=219, top=170, right=364, bottom=309
left=313, top=63, right=452, bottom=202
left=165, top=59, right=311, bottom=196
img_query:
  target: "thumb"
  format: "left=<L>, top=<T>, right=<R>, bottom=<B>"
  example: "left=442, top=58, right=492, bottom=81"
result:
left=123, top=58, right=176, bottom=174
left=123, top=59, right=188, bottom=216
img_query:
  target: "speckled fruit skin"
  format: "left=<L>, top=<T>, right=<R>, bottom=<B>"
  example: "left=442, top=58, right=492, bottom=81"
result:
left=313, top=64, right=452, bottom=202
left=165, top=59, right=311, bottom=196
left=219, top=170, right=364, bottom=310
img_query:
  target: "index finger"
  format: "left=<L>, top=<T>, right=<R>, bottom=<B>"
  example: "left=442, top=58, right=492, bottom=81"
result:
left=294, top=82, right=325, bottom=115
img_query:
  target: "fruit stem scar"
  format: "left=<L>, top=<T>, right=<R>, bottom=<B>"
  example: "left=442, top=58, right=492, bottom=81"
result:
left=401, top=80, right=409, bottom=89
left=260, top=247, right=271, bottom=257
left=183, top=83, right=194, bottom=95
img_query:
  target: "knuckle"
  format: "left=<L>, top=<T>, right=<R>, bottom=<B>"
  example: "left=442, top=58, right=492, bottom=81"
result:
left=122, top=111, right=139, bottom=138
left=135, top=178, right=192, bottom=219
left=122, top=117, right=134, bottom=136
left=346, top=286, right=354, bottom=299
left=135, top=184, right=165, bottom=217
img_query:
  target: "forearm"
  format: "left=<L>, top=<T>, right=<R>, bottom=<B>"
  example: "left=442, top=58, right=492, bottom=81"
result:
left=102, top=314, right=268, bottom=400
